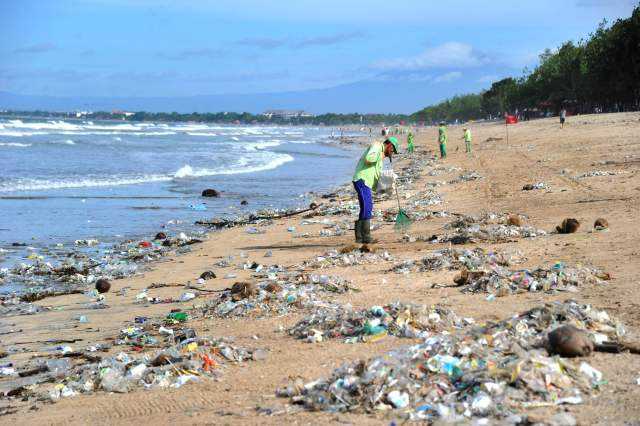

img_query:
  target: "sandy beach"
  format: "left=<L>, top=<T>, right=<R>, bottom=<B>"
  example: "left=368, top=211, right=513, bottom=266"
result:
left=2, top=112, right=640, bottom=425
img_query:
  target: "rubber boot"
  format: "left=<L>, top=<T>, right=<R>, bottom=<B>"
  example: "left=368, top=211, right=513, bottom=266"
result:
left=361, top=219, right=378, bottom=244
left=354, top=220, right=363, bottom=243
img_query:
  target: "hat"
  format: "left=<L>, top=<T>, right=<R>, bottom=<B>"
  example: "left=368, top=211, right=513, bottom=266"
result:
left=385, top=137, right=399, bottom=153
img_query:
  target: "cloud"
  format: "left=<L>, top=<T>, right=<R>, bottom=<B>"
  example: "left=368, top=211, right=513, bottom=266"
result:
left=235, top=31, right=364, bottom=50
left=371, top=71, right=433, bottom=82
left=293, top=31, right=364, bottom=48
left=373, top=42, right=490, bottom=70
left=157, top=48, right=225, bottom=60
left=13, top=43, right=57, bottom=54
left=236, top=37, right=287, bottom=50
left=433, top=71, right=463, bottom=83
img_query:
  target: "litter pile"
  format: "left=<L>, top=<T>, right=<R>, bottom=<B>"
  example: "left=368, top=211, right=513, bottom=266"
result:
left=522, top=182, right=548, bottom=191
left=449, top=171, right=483, bottom=184
left=2, top=231, right=206, bottom=299
left=297, top=248, right=394, bottom=270
left=1, top=315, right=265, bottom=403
left=428, top=212, right=546, bottom=244
left=457, top=261, right=610, bottom=296
left=427, top=165, right=461, bottom=177
left=288, top=302, right=464, bottom=343
left=200, top=273, right=355, bottom=319
left=576, top=170, right=625, bottom=179
left=0, top=296, right=50, bottom=317
left=281, top=300, right=623, bottom=422
left=391, top=247, right=524, bottom=275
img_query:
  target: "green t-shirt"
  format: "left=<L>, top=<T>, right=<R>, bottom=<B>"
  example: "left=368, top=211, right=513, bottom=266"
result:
left=438, top=126, right=447, bottom=144
left=353, top=141, right=383, bottom=189
left=464, top=129, right=472, bottom=142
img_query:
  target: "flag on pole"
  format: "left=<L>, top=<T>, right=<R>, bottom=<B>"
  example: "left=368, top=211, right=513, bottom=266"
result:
left=505, top=115, right=518, bottom=124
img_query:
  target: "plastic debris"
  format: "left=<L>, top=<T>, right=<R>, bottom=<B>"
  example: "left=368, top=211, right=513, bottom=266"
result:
left=391, top=247, right=523, bottom=275
left=282, top=300, right=624, bottom=422
left=288, top=302, right=463, bottom=343
left=457, top=262, right=610, bottom=296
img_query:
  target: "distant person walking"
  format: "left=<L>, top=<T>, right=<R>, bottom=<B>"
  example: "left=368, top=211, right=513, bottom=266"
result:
left=407, top=131, right=415, bottom=153
left=560, top=108, right=567, bottom=128
left=462, top=127, right=472, bottom=153
left=438, top=122, right=447, bottom=159
left=352, top=136, right=398, bottom=243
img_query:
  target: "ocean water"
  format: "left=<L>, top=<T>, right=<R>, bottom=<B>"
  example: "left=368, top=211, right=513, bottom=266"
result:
left=0, top=118, right=362, bottom=277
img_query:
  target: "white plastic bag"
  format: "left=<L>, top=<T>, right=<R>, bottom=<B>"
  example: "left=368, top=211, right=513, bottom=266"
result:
left=377, top=169, right=397, bottom=194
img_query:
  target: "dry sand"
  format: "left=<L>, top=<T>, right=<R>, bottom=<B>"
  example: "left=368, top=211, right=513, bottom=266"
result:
left=2, top=112, right=640, bottom=425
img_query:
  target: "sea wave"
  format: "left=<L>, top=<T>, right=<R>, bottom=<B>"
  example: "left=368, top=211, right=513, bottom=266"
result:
left=0, top=142, right=32, bottom=147
left=187, top=132, right=218, bottom=136
left=0, top=154, right=294, bottom=192
left=173, top=154, right=293, bottom=178
left=243, top=140, right=282, bottom=151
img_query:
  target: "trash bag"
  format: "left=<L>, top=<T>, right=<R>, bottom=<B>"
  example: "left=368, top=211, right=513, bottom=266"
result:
left=377, top=169, right=397, bottom=194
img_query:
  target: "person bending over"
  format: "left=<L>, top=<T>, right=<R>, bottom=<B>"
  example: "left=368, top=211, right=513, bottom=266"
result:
left=352, top=136, right=398, bottom=243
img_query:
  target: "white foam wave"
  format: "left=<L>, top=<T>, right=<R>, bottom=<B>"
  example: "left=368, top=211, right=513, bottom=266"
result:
left=0, top=130, right=48, bottom=137
left=64, top=139, right=76, bottom=145
left=1, top=154, right=294, bottom=192
left=243, top=141, right=282, bottom=151
left=0, top=175, right=172, bottom=192
left=231, top=136, right=240, bottom=141
left=187, top=132, right=218, bottom=136
left=0, top=142, right=32, bottom=147
left=174, top=154, right=293, bottom=179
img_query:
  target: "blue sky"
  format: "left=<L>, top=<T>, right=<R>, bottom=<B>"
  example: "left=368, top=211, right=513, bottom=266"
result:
left=0, top=0, right=637, bottom=111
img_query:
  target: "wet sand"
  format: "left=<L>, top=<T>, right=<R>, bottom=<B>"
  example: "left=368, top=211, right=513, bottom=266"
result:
left=2, top=112, right=640, bottom=425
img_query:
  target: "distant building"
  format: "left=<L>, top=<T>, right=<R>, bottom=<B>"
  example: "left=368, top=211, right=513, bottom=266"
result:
left=75, top=110, right=92, bottom=118
left=111, top=109, right=135, bottom=117
left=263, top=109, right=314, bottom=120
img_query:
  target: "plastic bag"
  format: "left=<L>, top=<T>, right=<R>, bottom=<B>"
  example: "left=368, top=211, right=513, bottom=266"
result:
left=377, top=169, right=397, bottom=194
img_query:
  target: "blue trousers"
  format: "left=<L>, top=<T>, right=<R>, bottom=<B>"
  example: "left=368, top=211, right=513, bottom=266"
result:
left=353, top=179, right=373, bottom=220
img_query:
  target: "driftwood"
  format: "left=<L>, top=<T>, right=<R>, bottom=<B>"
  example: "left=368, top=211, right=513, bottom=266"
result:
left=18, top=365, right=48, bottom=378
left=147, top=282, right=184, bottom=289
left=59, top=351, right=102, bottom=362
left=19, top=289, right=84, bottom=303
left=575, top=197, right=632, bottom=204
left=196, top=203, right=322, bottom=228
left=595, top=341, right=640, bottom=355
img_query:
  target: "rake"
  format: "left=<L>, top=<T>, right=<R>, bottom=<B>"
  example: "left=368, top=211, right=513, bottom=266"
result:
left=394, top=181, right=412, bottom=232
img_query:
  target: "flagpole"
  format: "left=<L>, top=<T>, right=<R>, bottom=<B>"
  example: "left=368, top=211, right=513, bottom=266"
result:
left=506, top=120, right=509, bottom=146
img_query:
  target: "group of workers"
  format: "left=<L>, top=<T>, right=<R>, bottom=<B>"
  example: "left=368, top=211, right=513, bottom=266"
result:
left=351, top=123, right=472, bottom=243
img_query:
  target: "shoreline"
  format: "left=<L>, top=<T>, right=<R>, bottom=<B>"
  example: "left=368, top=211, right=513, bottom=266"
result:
left=0, top=133, right=369, bottom=297
left=2, top=113, right=640, bottom=424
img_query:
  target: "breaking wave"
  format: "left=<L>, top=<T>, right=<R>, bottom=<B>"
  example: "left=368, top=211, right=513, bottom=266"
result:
left=0, top=142, right=32, bottom=147
left=0, top=154, right=294, bottom=192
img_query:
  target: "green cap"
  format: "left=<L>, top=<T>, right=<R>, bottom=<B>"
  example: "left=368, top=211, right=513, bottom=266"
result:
left=385, top=137, right=399, bottom=153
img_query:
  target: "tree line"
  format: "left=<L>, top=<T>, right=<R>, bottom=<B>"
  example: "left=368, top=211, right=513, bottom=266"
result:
left=415, top=5, right=639, bottom=122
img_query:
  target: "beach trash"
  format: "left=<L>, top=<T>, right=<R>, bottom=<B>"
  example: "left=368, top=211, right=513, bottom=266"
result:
left=95, top=278, right=111, bottom=294
left=556, top=218, right=580, bottom=234
left=548, top=325, right=594, bottom=357
left=594, top=218, right=609, bottom=230
left=201, top=189, right=219, bottom=197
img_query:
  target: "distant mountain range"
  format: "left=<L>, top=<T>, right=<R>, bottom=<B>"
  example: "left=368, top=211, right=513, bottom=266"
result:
left=0, top=76, right=488, bottom=114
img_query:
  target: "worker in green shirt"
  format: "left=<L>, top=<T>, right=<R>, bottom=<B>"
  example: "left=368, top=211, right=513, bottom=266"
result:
left=352, top=136, right=399, bottom=243
left=463, top=127, right=472, bottom=153
left=438, top=122, right=447, bottom=159
left=407, top=131, right=415, bottom=153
